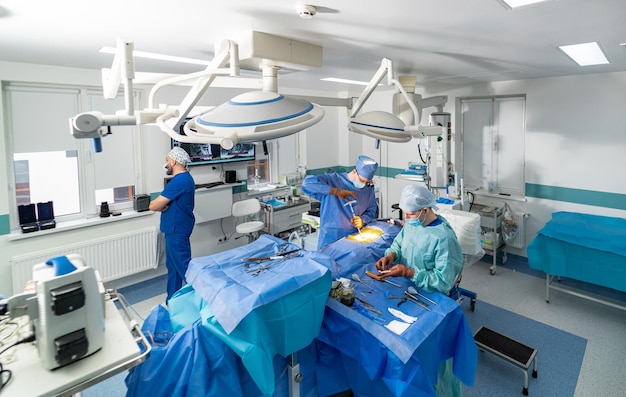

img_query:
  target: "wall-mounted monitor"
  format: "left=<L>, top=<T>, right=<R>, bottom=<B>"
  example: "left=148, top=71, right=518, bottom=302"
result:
left=171, top=119, right=256, bottom=167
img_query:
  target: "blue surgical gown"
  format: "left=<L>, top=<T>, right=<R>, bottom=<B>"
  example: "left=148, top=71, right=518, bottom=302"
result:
left=301, top=172, right=377, bottom=250
left=385, top=216, right=463, bottom=295
left=160, top=171, right=196, bottom=302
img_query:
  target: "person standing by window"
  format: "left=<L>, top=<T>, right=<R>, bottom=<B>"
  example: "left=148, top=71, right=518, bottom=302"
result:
left=149, top=147, right=195, bottom=303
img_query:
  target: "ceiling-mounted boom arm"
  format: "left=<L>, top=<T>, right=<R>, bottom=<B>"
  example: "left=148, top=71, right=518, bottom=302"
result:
left=349, top=58, right=394, bottom=119
left=70, top=34, right=324, bottom=151
left=347, top=58, right=448, bottom=142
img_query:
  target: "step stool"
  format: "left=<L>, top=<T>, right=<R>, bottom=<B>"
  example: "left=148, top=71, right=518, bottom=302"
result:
left=474, top=326, right=538, bottom=395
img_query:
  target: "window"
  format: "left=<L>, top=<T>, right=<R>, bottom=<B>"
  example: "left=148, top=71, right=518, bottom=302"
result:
left=460, top=95, right=525, bottom=196
left=4, top=83, right=142, bottom=227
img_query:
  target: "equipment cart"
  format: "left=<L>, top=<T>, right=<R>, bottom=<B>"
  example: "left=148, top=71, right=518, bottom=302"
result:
left=471, top=204, right=507, bottom=275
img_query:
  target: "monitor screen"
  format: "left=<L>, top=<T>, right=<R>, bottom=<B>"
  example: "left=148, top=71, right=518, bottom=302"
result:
left=171, top=119, right=255, bottom=166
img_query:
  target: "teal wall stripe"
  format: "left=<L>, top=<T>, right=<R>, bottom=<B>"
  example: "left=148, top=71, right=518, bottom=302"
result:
left=2, top=181, right=620, bottom=237
left=0, top=214, right=9, bottom=235
left=526, top=183, right=626, bottom=210
left=307, top=166, right=404, bottom=178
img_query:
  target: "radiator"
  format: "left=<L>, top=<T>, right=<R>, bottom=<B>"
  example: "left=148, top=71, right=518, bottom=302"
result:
left=10, top=227, right=159, bottom=293
left=505, top=212, right=527, bottom=249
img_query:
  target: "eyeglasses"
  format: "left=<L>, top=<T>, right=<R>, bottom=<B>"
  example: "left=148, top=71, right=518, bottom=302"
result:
left=355, top=170, right=375, bottom=187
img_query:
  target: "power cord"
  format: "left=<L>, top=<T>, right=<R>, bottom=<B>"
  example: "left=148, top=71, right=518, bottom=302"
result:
left=1, top=361, right=11, bottom=391
left=0, top=333, right=36, bottom=391
left=0, top=333, right=35, bottom=357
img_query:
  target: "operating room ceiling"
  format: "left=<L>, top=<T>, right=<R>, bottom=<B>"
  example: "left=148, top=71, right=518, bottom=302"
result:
left=0, top=0, right=625, bottom=92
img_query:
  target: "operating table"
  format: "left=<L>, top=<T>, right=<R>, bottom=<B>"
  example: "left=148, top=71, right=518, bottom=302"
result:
left=126, top=220, right=477, bottom=396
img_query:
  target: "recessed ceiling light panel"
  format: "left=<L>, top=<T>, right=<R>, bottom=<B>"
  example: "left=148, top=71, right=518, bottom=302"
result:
left=559, top=42, right=609, bottom=66
left=498, top=0, right=551, bottom=10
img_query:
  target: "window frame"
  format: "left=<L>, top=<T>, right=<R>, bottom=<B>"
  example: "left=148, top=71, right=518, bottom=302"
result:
left=3, top=82, right=144, bottom=231
left=459, top=94, right=526, bottom=197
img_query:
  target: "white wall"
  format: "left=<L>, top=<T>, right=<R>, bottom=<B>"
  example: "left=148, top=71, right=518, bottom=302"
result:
left=366, top=71, right=626, bottom=256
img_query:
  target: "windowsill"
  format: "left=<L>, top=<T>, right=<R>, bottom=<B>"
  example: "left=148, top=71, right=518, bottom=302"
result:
left=7, top=210, right=155, bottom=241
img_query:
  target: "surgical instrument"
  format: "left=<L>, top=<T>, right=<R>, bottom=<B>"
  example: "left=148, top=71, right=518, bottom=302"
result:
left=243, top=249, right=300, bottom=262
left=351, top=273, right=375, bottom=293
left=365, top=270, right=402, bottom=288
left=355, top=297, right=383, bottom=315
left=387, top=296, right=410, bottom=307
left=403, top=291, right=432, bottom=311
left=245, top=253, right=300, bottom=276
left=407, top=286, right=437, bottom=305
left=344, top=200, right=362, bottom=235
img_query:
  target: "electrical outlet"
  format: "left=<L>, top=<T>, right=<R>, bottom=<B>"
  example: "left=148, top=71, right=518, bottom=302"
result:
left=217, top=237, right=228, bottom=245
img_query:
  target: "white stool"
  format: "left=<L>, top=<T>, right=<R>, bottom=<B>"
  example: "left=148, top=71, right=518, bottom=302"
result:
left=232, top=198, right=265, bottom=242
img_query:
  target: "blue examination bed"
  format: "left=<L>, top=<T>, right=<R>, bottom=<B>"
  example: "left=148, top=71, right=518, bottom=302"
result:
left=528, top=211, right=626, bottom=293
left=126, top=221, right=477, bottom=396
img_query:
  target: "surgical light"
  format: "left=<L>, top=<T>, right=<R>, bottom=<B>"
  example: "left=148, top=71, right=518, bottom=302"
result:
left=71, top=33, right=325, bottom=150
left=348, top=111, right=411, bottom=143
left=346, top=58, right=448, bottom=143
left=183, top=91, right=324, bottom=149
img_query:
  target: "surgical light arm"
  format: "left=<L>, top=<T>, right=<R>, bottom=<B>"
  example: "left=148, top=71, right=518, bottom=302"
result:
left=349, top=58, right=394, bottom=119
left=69, top=36, right=324, bottom=150
left=347, top=58, right=448, bottom=142
left=70, top=39, right=238, bottom=144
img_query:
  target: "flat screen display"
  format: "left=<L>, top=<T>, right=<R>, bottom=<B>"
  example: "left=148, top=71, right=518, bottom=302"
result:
left=171, top=119, right=255, bottom=166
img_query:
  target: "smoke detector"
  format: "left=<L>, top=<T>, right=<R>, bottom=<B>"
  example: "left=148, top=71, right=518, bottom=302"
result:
left=296, top=4, right=316, bottom=19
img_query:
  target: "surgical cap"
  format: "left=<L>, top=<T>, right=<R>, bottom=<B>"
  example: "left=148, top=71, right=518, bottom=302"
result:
left=355, top=155, right=378, bottom=180
left=167, top=147, right=191, bottom=168
left=399, top=185, right=439, bottom=212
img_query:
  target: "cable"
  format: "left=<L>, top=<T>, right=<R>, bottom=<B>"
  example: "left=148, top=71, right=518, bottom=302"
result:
left=417, top=143, right=427, bottom=164
left=0, top=334, right=35, bottom=357
left=219, top=218, right=228, bottom=241
left=467, top=191, right=475, bottom=212
left=1, top=361, right=12, bottom=392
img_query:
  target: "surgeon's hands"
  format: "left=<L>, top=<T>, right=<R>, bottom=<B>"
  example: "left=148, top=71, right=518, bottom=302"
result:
left=380, top=264, right=415, bottom=280
left=330, top=187, right=358, bottom=202
left=376, top=253, right=396, bottom=271
left=376, top=253, right=415, bottom=279
left=351, top=216, right=363, bottom=229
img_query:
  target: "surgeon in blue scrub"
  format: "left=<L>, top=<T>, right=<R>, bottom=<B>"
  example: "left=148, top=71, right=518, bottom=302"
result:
left=302, top=155, right=378, bottom=250
left=376, top=184, right=464, bottom=397
left=149, top=147, right=196, bottom=303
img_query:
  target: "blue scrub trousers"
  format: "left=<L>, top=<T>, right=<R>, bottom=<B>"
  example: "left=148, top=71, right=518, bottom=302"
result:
left=165, top=232, right=192, bottom=302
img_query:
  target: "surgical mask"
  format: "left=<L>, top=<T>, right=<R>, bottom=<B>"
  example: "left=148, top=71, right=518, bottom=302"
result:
left=405, top=210, right=425, bottom=226
left=352, top=179, right=366, bottom=189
